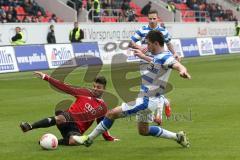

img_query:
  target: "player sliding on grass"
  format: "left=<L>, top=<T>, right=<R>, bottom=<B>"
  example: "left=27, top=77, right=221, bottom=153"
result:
left=20, top=73, right=119, bottom=145
left=74, top=30, right=191, bottom=148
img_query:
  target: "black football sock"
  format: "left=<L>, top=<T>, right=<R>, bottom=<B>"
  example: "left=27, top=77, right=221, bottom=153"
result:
left=58, top=139, right=68, bottom=145
left=31, top=117, right=56, bottom=129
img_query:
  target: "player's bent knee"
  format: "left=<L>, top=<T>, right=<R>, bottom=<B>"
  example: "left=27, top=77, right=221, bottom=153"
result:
left=138, top=129, right=149, bottom=136
left=138, top=123, right=149, bottom=136
left=55, top=115, right=66, bottom=125
left=138, top=127, right=149, bottom=136
left=105, top=111, right=114, bottom=118
left=68, top=136, right=78, bottom=145
left=106, top=110, right=118, bottom=119
left=106, top=106, right=122, bottom=119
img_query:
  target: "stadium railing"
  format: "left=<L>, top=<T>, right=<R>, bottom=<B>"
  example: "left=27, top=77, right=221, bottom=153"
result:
left=87, top=9, right=122, bottom=22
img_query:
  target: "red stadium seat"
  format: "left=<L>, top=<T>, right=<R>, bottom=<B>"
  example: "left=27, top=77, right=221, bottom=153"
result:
left=183, top=17, right=196, bottom=22
left=175, top=3, right=189, bottom=10
left=15, top=6, right=26, bottom=21
left=101, top=17, right=117, bottom=22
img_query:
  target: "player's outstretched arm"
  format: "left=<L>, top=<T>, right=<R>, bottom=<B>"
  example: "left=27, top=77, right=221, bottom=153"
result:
left=34, top=71, right=46, bottom=79
left=172, top=62, right=191, bottom=79
left=129, top=41, right=148, bottom=54
left=33, top=71, right=81, bottom=96
left=166, top=42, right=181, bottom=62
left=132, top=49, right=152, bottom=62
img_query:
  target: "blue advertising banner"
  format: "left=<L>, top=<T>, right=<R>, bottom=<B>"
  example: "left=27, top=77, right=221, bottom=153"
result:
left=15, top=45, right=49, bottom=71
left=72, top=42, right=102, bottom=66
left=212, top=37, right=229, bottom=55
left=181, top=38, right=200, bottom=57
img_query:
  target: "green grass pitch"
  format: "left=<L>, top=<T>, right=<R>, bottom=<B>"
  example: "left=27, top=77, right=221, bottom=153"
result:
left=0, top=54, right=240, bottom=160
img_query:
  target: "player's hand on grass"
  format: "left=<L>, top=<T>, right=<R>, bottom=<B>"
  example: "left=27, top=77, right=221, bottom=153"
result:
left=180, top=70, right=191, bottom=79
left=110, top=137, right=120, bottom=142
left=112, top=137, right=120, bottom=142
left=34, top=71, right=46, bottom=79
left=105, top=136, right=120, bottom=142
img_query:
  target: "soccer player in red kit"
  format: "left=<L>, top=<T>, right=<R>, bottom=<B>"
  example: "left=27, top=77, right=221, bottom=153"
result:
left=20, top=71, right=118, bottom=145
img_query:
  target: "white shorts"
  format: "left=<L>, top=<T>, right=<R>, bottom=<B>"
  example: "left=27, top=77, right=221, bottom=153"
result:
left=121, top=96, right=165, bottom=123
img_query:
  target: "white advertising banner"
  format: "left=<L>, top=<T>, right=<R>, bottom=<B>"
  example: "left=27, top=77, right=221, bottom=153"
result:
left=0, top=46, right=19, bottom=73
left=44, top=44, right=77, bottom=68
left=167, top=22, right=235, bottom=38
left=0, top=22, right=235, bottom=46
left=226, top=36, right=240, bottom=53
left=197, top=38, right=215, bottom=56
left=171, top=39, right=184, bottom=57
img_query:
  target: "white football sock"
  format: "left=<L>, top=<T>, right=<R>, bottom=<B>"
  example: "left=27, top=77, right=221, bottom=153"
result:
left=159, top=129, right=177, bottom=140
left=88, top=122, right=106, bottom=140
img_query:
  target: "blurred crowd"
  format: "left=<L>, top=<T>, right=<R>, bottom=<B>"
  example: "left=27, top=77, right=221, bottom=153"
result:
left=0, top=0, right=60, bottom=23
left=186, top=0, right=237, bottom=21
left=68, top=0, right=148, bottom=22
left=1, top=0, right=238, bottom=23
left=169, top=0, right=238, bottom=22
left=85, top=0, right=139, bottom=22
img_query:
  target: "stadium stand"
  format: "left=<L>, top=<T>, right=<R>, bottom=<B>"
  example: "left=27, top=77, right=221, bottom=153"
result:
left=89, top=0, right=238, bottom=23
left=172, top=0, right=238, bottom=22
left=80, top=0, right=150, bottom=22
left=229, top=0, right=240, bottom=3
left=0, top=0, right=63, bottom=23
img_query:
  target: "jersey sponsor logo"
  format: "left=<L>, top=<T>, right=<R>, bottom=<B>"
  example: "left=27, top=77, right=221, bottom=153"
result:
left=84, top=103, right=97, bottom=115
left=70, top=102, right=107, bottom=122
left=0, top=46, right=19, bottom=73
left=147, top=63, right=159, bottom=74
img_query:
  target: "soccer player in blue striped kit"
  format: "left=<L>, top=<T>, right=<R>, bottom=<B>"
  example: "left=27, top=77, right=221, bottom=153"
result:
left=73, top=30, right=191, bottom=148
left=130, top=9, right=180, bottom=125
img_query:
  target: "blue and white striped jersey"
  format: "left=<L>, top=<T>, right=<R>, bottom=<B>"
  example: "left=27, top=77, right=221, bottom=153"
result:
left=131, top=25, right=171, bottom=45
left=139, top=51, right=176, bottom=97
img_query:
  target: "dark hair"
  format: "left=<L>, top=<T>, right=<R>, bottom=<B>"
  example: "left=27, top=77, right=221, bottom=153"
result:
left=146, top=30, right=164, bottom=47
left=94, top=76, right=107, bottom=87
left=148, top=9, right=158, bottom=15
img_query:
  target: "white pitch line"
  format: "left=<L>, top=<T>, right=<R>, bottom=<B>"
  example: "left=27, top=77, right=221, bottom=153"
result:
left=0, top=64, right=138, bottom=81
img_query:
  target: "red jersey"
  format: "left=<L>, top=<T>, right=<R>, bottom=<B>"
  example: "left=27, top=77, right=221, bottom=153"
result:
left=44, top=75, right=114, bottom=140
